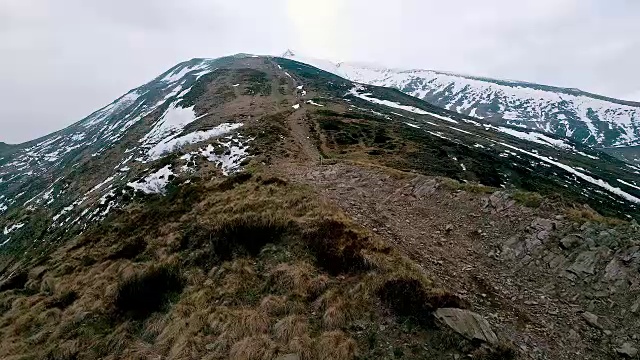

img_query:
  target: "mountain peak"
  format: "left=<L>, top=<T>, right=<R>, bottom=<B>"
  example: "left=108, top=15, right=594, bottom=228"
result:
left=281, top=49, right=296, bottom=57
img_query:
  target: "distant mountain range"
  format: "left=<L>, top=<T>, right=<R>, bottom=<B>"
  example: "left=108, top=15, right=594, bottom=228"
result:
left=282, top=50, right=640, bottom=149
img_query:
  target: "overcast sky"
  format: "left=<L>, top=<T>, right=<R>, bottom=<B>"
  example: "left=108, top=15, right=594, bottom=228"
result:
left=1, top=0, right=639, bottom=143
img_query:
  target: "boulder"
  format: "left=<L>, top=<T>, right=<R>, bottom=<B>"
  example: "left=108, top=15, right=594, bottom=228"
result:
left=582, top=312, right=602, bottom=329
left=616, top=342, right=638, bottom=358
left=604, top=259, right=626, bottom=282
left=434, top=308, right=498, bottom=345
left=531, top=218, right=556, bottom=232
left=568, top=251, right=599, bottom=275
left=560, top=234, right=582, bottom=250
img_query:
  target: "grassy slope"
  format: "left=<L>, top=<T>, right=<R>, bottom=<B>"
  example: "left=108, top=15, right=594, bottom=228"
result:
left=3, top=56, right=634, bottom=359
left=0, top=61, right=516, bottom=360
left=0, top=169, right=511, bottom=359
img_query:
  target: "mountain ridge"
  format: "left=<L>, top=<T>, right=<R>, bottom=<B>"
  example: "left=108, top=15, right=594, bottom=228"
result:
left=282, top=50, right=640, bottom=148
left=1, top=53, right=640, bottom=360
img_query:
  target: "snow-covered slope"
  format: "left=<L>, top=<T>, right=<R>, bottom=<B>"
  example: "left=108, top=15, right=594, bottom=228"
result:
left=0, top=55, right=257, bottom=249
left=282, top=50, right=640, bottom=148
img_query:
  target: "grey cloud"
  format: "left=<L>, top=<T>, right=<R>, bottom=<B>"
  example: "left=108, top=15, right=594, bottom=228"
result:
left=1, top=0, right=638, bottom=143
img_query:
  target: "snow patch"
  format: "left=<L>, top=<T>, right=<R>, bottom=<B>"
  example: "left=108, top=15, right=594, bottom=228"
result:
left=147, top=123, right=243, bottom=160
left=200, top=139, right=251, bottom=175
left=127, top=165, right=174, bottom=194
left=3, top=223, right=24, bottom=235
left=306, top=100, right=324, bottom=107
left=618, top=179, right=640, bottom=191
left=499, top=142, right=640, bottom=204
left=348, top=87, right=431, bottom=116
left=141, top=102, right=208, bottom=146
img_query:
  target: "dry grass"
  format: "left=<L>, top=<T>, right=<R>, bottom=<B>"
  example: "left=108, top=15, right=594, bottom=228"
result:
left=316, top=331, right=358, bottom=360
left=259, top=294, right=290, bottom=316
left=229, top=335, right=277, bottom=360
left=273, top=314, right=309, bottom=343
left=441, top=178, right=497, bottom=194
left=0, top=166, right=468, bottom=359
left=566, top=205, right=627, bottom=226
left=512, top=190, right=544, bottom=208
left=269, top=261, right=328, bottom=298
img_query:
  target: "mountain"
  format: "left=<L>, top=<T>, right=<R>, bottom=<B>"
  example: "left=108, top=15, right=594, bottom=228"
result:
left=1, top=54, right=640, bottom=359
left=282, top=50, right=640, bottom=150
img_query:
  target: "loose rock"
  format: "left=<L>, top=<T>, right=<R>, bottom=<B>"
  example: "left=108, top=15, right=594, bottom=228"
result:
left=616, top=342, right=638, bottom=358
left=435, top=308, right=498, bottom=345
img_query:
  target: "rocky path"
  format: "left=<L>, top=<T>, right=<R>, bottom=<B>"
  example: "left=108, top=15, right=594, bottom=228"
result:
left=281, top=161, right=640, bottom=359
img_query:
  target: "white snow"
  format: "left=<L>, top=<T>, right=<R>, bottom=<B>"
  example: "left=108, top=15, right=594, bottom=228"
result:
left=494, top=126, right=572, bottom=149
left=141, top=101, right=208, bottom=145
left=427, top=131, right=451, bottom=140
left=127, top=165, right=174, bottom=194
left=200, top=139, right=251, bottom=175
left=0, top=203, right=7, bottom=213
left=53, top=205, right=74, bottom=222
left=87, top=176, right=115, bottom=194
left=3, top=223, right=24, bottom=235
left=306, top=100, right=325, bottom=107
left=618, top=179, right=640, bottom=191
left=160, top=62, right=211, bottom=83
left=448, top=126, right=473, bottom=135
left=282, top=51, right=640, bottom=147
left=499, top=142, right=640, bottom=204
left=404, top=122, right=421, bottom=129
left=147, top=123, right=243, bottom=160
left=574, top=151, right=599, bottom=160
left=233, top=84, right=240, bottom=87
left=292, top=104, right=300, bottom=109
left=348, top=87, right=431, bottom=116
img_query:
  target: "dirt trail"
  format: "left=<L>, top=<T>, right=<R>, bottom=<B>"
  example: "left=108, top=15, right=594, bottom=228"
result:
left=280, top=161, right=617, bottom=360
left=269, top=58, right=321, bottom=162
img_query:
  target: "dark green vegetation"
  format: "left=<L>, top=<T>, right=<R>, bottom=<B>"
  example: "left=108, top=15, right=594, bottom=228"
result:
left=274, top=57, right=639, bottom=220
left=114, top=265, right=185, bottom=320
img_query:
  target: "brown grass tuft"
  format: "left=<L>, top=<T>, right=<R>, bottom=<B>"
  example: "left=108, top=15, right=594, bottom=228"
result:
left=229, top=335, right=276, bottom=360
left=566, top=205, right=626, bottom=226
left=286, top=335, right=314, bottom=360
left=259, top=295, right=289, bottom=316
left=316, top=331, right=358, bottom=360
left=273, top=315, right=309, bottom=343
left=269, top=262, right=323, bottom=298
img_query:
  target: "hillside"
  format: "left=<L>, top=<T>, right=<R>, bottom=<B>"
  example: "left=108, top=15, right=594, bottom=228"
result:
left=0, top=54, right=639, bottom=359
left=282, top=50, right=640, bottom=150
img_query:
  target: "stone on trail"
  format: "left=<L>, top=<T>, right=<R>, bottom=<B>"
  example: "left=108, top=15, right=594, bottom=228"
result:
left=434, top=308, right=498, bottom=345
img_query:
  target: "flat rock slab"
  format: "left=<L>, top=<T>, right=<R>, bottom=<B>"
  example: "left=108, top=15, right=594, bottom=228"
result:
left=435, top=308, right=498, bottom=345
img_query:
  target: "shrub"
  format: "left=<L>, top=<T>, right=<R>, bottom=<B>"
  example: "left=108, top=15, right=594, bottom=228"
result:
left=512, top=191, right=544, bottom=208
left=0, top=271, right=28, bottom=292
left=114, top=265, right=184, bottom=320
left=217, top=172, right=253, bottom=191
left=107, top=238, right=147, bottom=261
left=377, top=278, right=467, bottom=327
left=46, top=291, right=78, bottom=310
left=304, top=218, right=370, bottom=275
left=181, top=214, right=292, bottom=267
